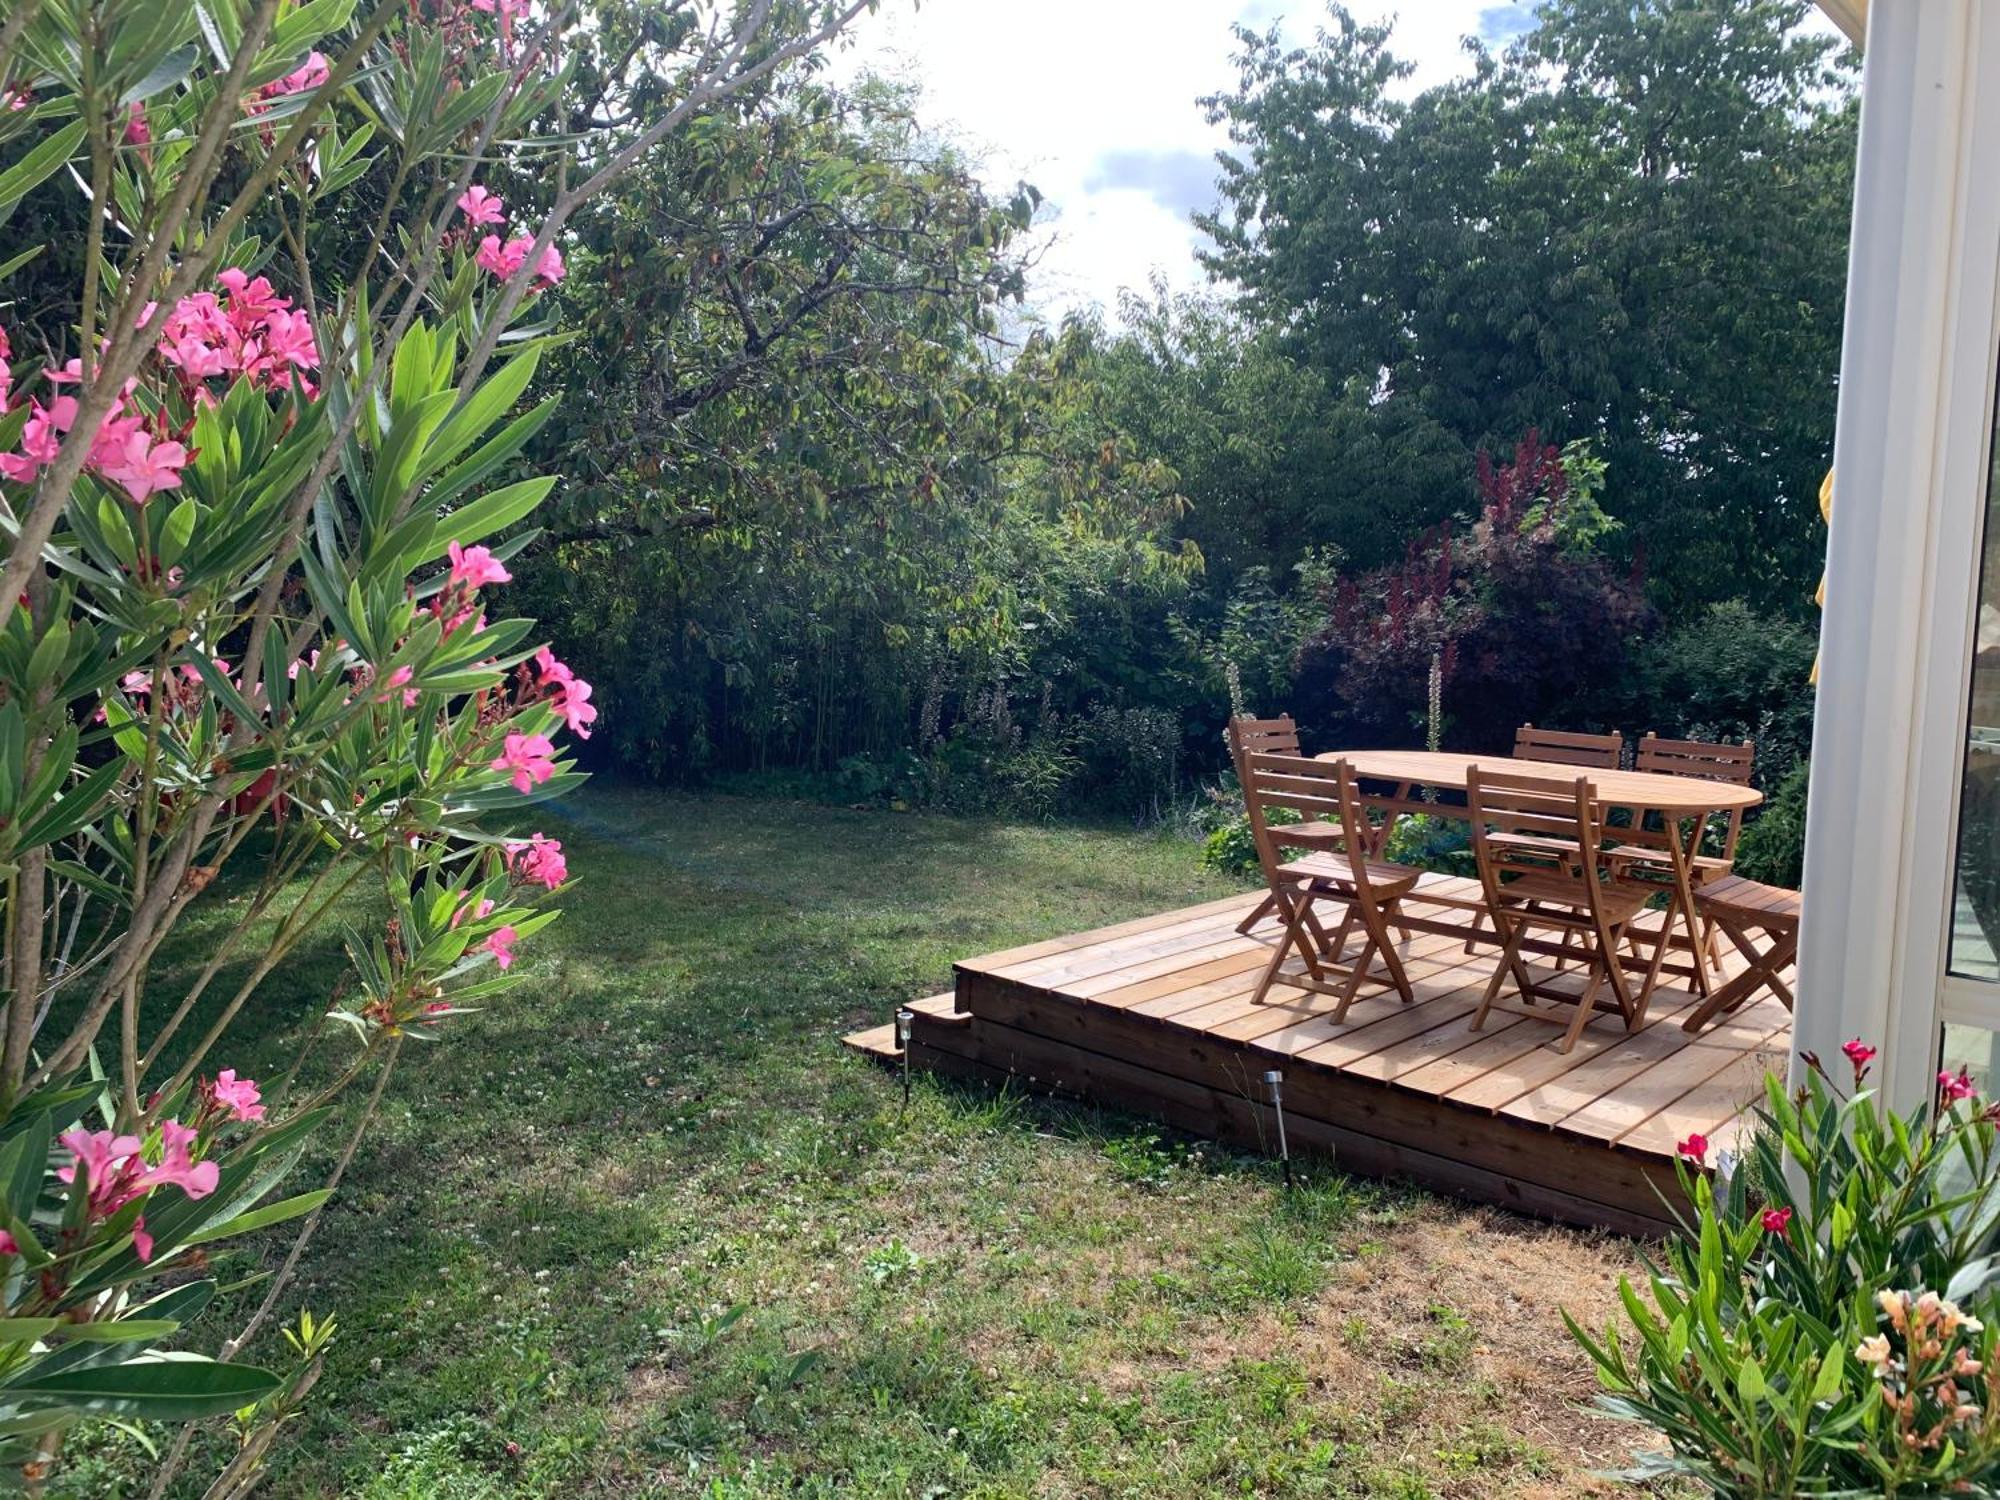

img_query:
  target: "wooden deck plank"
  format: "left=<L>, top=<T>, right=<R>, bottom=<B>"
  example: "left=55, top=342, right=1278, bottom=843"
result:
left=1561, top=1023, right=1791, bottom=1143
left=958, top=890, right=1262, bottom=972
left=1619, top=1043, right=1786, bottom=1156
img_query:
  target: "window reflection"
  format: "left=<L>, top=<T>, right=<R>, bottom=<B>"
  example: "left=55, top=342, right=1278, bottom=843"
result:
left=1949, top=378, right=2000, bottom=980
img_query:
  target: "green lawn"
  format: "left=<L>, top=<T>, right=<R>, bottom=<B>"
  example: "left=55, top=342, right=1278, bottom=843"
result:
left=83, top=788, right=1668, bottom=1498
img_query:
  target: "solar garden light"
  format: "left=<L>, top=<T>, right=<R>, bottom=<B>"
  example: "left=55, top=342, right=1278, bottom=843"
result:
left=1263, top=1069, right=1293, bottom=1189
left=896, top=1008, right=916, bottom=1108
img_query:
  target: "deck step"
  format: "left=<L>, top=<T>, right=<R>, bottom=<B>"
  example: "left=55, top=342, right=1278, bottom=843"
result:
left=843, top=1022, right=902, bottom=1060
left=841, top=993, right=963, bottom=1061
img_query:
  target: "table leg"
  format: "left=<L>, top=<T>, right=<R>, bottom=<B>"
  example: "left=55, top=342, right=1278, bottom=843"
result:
left=1665, top=811, right=1711, bottom=1001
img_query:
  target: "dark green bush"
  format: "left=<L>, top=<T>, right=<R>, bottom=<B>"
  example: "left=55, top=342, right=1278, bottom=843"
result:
left=1734, top=764, right=1808, bottom=888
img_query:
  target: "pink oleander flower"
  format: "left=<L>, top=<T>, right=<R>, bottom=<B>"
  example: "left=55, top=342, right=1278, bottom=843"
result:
left=210, top=1069, right=266, bottom=1124
left=508, top=832, right=567, bottom=889
left=123, top=101, right=149, bottom=145
left=474, top=234, right=528, bottom=280
left=484, top=924, right=519, bottom=970
left=1761, top=1206, right=1793, bottom=1235
left=457, top=185, right=506, bottom=227
left=1676, top=1132, right=1708, bottom=1166
left=377, top=664, right=415, bottom=705
left=260, top=308, right=318, bottom=370
left=471, top=0, right=531, bottom=51
left=1940, top=1067, right=1980, bottom=1105
left=218, top=268, right=283, bottom=322
left=56, top=1130, right=144, bottom=1214
left=149, top=1119, right=220, bottom=1199
left=491, top=732, right=556, bottom=794
left=450, top=895, right=496, bottom=929
left=533, top=646, right=596, bottom=738
left=1843, top=1038, right=1878, bottom=1079
left=0, top=403, right=60, bottom=482
left=0, top=1229, right=17, bottom=1257
left=96, top=430, right=189, bottom=504
left=448, top=540, right=512, bottom=589
left=533, top=242, right=565, bottom=287
left=160, top=333, right=232, bottom=379
left=262, top=50, right=330, bottom=99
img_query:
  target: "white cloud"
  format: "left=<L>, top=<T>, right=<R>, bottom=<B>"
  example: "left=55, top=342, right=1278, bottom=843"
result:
left=833, top=1, right=1534, bottom=321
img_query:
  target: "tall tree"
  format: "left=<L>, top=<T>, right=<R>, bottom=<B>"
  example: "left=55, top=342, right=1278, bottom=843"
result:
left=1198, top=0, right=1857, bottom=616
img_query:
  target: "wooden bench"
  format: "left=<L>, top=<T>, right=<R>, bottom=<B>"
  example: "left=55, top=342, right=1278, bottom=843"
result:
left=1681, top=875, right=1801, bottom=1032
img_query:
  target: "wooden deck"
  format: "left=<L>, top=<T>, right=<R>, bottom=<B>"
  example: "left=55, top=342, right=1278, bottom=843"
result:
left=845, top=878, right=1794, bottom=1236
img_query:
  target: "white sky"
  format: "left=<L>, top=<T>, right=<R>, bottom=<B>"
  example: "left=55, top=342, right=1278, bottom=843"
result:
left=836, top=1, right=1544, bottom=322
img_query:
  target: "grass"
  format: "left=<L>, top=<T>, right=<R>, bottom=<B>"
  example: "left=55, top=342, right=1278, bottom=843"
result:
left=74, top=787, right=1675, bottom=1498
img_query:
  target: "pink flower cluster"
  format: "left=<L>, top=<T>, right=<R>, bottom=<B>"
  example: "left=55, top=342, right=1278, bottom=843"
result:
left=58, top=1122, right=219, bottom=1262
left=491, top=731, right=556, bottom=794
left=156, top=268, right=319, bottom=396
left=203, top=1068, right=266, bottom=1124
left=507, top=832, right=567, bottom=888
left=485, top=924, right=519, bottom=969
left=532, top=646, right=595, bottom=738
left=1940, top=1067, right=1980, bottom=1106
left=255, top=51, right=330, bottom=106
left=0, top=328, right=190, bottom=503
left=455, top=185, right=565, bottom=289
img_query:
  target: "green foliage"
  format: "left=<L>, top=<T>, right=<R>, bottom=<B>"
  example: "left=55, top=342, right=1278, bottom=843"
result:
left=1568, top=1063, right=2000, bottom=1495
left=1631, top=601, right=1819, bottom=784
left=1201, top=804, right=1295, bottom=876
left=1736, top=763, right=1809, bottom=888
left=1381, top=813, right=1475, bottom=879
left=1200, top=0, right=1854, bottom=618
left=1296, top=432, right=1653, bottom=752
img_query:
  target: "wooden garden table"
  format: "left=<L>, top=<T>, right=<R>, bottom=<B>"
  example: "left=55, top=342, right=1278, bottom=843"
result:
left=1316, top=749, right=1764, bottom=998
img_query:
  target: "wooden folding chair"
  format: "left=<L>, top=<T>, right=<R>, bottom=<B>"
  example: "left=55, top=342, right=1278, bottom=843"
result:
left=1465, top=767, right=1665, bottom=1053
left=1241, top=753, right=1422, bottom=1022
left=1609, top=734, right=1757, bottom=968
left=1681, top=875, right=1800, bottom=1032
left=1227, top=716, right=1338, bottom=935
left=1513, top=723, right=1626, bottom=769
left=1464, top=724, right=1627, bottom=957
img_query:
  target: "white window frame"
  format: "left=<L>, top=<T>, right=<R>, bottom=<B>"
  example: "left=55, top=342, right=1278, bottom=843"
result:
left=1799, top=0, right=2000, bottom=1110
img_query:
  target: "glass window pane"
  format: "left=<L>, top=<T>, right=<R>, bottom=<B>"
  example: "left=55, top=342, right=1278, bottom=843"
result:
left=1949, top=366, right=2000, bottom=979
left=1942, top=1022, right=1999, bottom=1094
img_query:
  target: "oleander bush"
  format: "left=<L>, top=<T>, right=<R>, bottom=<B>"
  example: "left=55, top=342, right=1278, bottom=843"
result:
left=1568, top=1047, right=2000, bottom=1496
left=0, top=0, right=873, bottom=1488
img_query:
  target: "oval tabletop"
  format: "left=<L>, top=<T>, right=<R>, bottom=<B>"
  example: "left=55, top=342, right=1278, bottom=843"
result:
left=1317, top=748, right=1763, bottom=813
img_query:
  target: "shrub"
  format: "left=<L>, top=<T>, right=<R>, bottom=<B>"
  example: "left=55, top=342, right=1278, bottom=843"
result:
left=1567, top=1050, right=2000, bottom=1496
left=1201, top=805, right=1298, bottom=876
left=1294, top=432, right=1653, bottom=752
left=1381, top=812, right=1474, bottom=879
left=1629, top=600, right=1818, bottom=786
left=1735, top=763, right=1809, bottom=888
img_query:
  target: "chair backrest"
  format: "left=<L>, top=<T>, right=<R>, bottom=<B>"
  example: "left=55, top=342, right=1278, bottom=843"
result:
left=1513, top=723, right=1624, bottom=769
left=1241, top=752, right=1374, bottom=896
left=1635, top=732, right=1757, bottom=857
left=1226, top=715, right=1302, bottom=779
left=1465, top=765, right=1610, bottom=908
